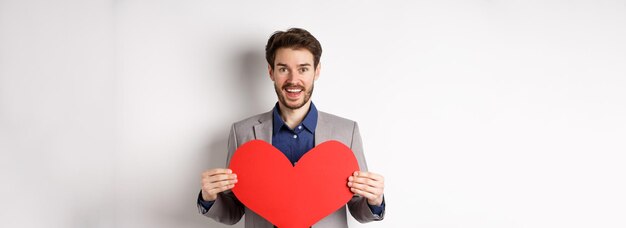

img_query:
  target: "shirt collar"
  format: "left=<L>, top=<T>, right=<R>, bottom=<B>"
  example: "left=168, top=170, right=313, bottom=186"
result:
left=272, top=102, right=318, bottom=135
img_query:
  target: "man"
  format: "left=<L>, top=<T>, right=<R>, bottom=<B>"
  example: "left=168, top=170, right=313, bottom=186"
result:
left=198, top=28, right=386, bottom=227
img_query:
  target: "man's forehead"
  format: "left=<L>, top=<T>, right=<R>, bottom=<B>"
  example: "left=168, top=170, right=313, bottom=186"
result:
left=274, top=48, right=314, bottom=66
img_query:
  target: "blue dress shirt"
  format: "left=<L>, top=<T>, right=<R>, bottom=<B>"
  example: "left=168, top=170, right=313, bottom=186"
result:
left=271, top=102, right=317, bottom=166
left=198, top=102, right=384, bottom=215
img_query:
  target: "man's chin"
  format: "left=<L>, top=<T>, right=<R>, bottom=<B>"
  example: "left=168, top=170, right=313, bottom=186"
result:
left=282, top=99, right=307, bottom=110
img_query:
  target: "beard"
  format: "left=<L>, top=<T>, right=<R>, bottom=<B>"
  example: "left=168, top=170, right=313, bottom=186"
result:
left=274, top=82, right=314, bottom=110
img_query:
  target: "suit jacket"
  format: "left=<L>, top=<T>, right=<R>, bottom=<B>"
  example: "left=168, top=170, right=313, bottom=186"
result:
left=199, top=110, right=385, bottom=227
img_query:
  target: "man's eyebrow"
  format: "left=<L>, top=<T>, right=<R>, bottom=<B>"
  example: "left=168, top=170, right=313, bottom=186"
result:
left=275, top=63, right=312, bottom=67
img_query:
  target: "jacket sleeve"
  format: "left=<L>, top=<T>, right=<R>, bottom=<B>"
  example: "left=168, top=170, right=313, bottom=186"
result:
left=346, top=122, right=386, bottom=223
left=199, top=124, right=245, bottom=224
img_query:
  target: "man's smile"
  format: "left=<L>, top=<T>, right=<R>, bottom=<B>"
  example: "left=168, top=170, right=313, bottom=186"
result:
left=284, top=86, right=304, bottom=99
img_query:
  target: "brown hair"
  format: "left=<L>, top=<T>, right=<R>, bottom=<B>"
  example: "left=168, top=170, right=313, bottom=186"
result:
left=265, top=28, right=322, bottom=70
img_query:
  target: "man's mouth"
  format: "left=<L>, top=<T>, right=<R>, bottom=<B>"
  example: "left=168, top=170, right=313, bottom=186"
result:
left=284, top=86, right=304, bottom=98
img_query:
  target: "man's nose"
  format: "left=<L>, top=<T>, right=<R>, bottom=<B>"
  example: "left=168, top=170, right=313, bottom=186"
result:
left=286, top=70, right=296, bottom=80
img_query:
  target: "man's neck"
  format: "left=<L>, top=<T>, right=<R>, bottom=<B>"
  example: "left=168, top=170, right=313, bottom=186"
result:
left=277, top=101, right=311, bottom=130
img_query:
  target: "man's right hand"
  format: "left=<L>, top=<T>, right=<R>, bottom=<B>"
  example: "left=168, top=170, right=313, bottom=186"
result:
left=201, top=168, right=238, bottom=201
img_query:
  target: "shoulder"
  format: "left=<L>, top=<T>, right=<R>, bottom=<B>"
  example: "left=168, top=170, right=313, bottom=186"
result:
left=318, top=111, right=358, bottom=129
left=231, top=111, right=271, bottom=130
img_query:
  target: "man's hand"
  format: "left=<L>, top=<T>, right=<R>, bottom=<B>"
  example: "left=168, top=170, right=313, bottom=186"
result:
left=201, top=168, right=238, bottom=201
left=348, top=171, right=385, bottom=206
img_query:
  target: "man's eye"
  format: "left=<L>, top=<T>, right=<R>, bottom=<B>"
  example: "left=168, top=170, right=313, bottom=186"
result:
left=299, top=68, right=308, bottom=72
left=279, top=68, right=287, bottom=72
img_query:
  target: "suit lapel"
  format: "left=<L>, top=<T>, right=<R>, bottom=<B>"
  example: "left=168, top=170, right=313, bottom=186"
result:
left=253, top=111, right=273, bottom=143
left=255, top=109, right=331, bottom=146
left=315, top=112, right=332, bottom=146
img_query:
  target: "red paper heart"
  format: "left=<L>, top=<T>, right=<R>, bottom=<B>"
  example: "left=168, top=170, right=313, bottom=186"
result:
left=229, top=140, right=359, bottom=228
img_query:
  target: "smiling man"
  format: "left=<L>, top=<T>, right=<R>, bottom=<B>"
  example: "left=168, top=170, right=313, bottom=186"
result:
left=197, top=28, right=386, bottom=227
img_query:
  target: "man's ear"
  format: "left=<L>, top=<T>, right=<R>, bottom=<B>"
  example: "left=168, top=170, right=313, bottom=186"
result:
left=314, top=63, right=321, bottom=81
left=268, top=64, right=275, bottom=81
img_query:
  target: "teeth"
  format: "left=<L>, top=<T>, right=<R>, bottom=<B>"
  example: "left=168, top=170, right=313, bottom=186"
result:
left=286, top=89, right=302, bottom=93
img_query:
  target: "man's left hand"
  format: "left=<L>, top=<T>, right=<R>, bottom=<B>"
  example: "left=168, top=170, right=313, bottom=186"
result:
left=348, top=171, right=384, bottom=206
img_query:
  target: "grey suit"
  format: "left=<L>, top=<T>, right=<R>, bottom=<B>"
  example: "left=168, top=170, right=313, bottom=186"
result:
left=198, top=110, right=385, bottom=227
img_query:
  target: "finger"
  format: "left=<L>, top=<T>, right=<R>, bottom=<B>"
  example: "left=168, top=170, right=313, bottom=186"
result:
left=350, top=187, right=379, bottom=201
left=202, top=175, right=237, bottom=189
left=355, top=171, right=384, bottom=182
left=207, top=173, right=237, bottom=181
left=350, top=176, right=383, bottom=188
left=205, top=174, right=237, bottom=183
left=202, top=168, right=232, bottom=177
left=203, top=179, right=238, bottom=190
left=349, top=182, right=383, bottom=196
left=207, top=184, right=235, bottom=195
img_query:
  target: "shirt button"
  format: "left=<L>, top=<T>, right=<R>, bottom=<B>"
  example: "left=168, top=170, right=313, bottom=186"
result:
left=293, top=135, right=298, bottom=139
left=298, top=126, right=302, bottom=129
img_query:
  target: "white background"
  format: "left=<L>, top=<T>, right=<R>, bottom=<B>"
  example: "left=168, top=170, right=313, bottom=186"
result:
left=1, top=0, right=625, bottom=227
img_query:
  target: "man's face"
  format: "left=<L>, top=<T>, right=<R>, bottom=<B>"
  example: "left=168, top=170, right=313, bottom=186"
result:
left=269, top=48, right=320, bottom=110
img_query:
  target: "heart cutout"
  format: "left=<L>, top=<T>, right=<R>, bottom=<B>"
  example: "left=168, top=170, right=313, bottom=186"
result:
left=229, top=140, right=359, bottom=228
